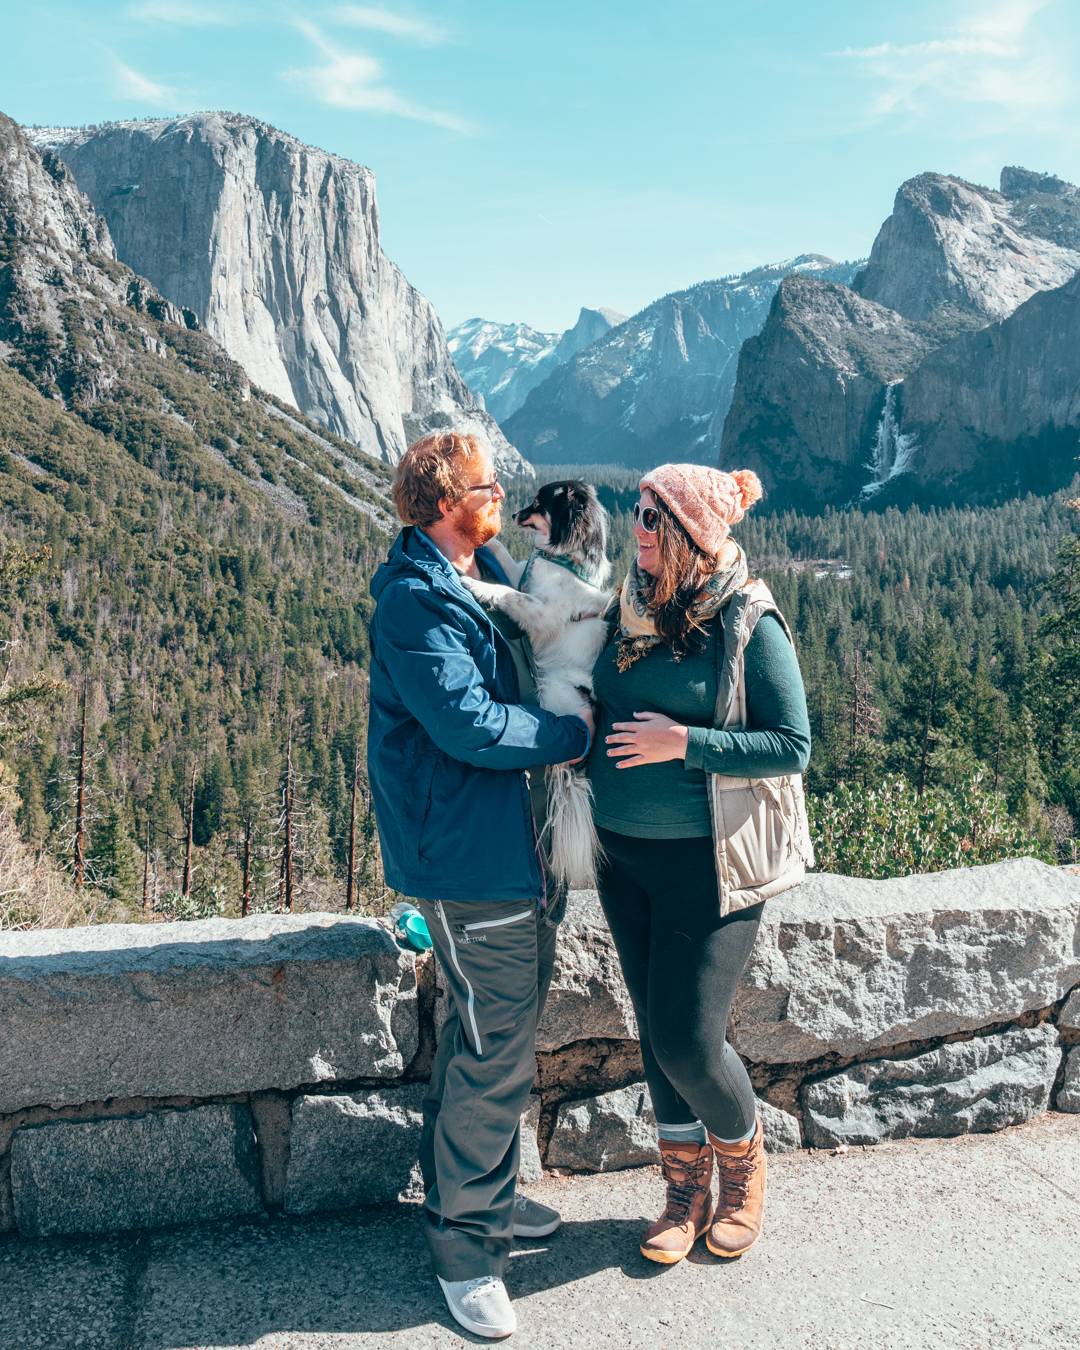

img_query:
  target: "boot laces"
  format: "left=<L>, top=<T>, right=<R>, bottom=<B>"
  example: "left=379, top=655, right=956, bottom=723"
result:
left=715, top=1152, right=756, bottom=1212
left=661, top=1152, right=710, bottom=1222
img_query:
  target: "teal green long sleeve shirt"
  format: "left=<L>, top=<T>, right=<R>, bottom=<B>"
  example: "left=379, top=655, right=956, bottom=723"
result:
left=588, top=613, right=811, bottom=839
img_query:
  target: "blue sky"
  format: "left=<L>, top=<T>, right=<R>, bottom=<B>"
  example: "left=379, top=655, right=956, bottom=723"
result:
left=4, top=1, right=1080, bottom=332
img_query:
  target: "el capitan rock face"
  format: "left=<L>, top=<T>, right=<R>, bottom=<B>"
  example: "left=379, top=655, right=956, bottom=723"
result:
left=0, top=112, right=196, bottom=406
left=31, top=113, right=527, bottom=472
left=503, top=256, right=860, bottom=469
left=0, top=110, right=397, bottom=535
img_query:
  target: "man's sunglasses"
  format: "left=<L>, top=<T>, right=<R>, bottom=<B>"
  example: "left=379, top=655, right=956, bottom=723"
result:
left=633, top=502, right=661, bottom=533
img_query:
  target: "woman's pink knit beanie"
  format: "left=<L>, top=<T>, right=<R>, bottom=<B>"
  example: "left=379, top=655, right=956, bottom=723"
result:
left=639, top=464, right=764, bottom=556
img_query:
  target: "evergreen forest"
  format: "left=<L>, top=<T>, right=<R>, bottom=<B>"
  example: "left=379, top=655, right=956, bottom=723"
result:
left=2, top=420, right=1079, bottom=927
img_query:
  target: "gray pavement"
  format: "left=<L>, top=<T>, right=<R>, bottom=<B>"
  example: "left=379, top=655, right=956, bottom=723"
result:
left=1, top=1111, right=1077, bottom=1350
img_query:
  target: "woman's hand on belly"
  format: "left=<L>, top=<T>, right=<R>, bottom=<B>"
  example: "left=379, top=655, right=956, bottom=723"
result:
left=606, top=712, right=689, bottom=768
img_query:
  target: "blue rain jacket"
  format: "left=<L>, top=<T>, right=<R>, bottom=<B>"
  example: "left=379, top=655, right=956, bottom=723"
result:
left=367, top=526, right=589, bottom=902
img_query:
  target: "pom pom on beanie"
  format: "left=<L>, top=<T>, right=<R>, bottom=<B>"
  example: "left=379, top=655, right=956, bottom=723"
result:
left=638, top=464, right=763, bottom=556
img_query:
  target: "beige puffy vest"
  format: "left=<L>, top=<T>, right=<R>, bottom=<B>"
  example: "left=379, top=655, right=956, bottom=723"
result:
left=708, top=579, right=815, bottom=915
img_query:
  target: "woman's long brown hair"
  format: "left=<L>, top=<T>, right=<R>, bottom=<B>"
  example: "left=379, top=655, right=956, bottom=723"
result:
left=641, top=497, right=722, bottom=659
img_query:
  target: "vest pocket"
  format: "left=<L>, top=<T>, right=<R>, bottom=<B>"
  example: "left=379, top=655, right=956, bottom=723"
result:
left=711, top=775, right=801, bottom=890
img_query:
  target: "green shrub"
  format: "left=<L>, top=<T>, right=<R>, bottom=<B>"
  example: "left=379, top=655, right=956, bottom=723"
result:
left=808, top=773, right=1054, bottom=879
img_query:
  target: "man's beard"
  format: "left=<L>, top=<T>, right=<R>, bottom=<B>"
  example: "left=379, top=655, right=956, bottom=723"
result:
left=455, top=501, right=501, bottom=549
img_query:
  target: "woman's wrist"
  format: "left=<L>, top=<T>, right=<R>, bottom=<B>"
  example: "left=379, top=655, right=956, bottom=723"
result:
left=673, top=724, right=689, bottom=760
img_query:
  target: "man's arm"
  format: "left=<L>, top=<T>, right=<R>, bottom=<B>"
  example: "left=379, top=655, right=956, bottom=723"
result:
left=376, top=583, right=589, bottom=769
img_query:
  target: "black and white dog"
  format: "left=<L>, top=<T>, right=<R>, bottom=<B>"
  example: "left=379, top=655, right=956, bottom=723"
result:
left=460, top=480, right=612, bottom=889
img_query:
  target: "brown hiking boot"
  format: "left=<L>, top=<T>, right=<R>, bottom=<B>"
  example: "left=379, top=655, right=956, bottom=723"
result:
left=640, top=1140, right=714, bottom=1265
left=706, top=1115, right=767, bottom=1258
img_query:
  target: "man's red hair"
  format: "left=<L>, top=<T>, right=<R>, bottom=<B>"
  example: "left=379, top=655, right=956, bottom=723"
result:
left=392, top=430, right=483, bottom=527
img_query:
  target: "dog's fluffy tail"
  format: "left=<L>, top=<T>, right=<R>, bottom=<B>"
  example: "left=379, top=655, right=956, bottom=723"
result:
left=545, top=763, right=603, bottom=891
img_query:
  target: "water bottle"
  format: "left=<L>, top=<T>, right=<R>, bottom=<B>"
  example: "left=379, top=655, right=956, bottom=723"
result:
left=388, top=901, right=433, bottom=951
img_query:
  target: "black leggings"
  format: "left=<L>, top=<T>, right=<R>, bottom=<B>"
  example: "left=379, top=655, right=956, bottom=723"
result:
left=595, top=826, right=764, bottom=1139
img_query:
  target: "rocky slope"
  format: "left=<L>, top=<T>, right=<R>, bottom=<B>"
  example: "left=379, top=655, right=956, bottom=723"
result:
left=721, top=168, right=1080, bottom=509
left=447, top=306, right=625, bottom=423
left=29, top=113, right=526, bottom=472
left=503, top=256, right=860, bottom=468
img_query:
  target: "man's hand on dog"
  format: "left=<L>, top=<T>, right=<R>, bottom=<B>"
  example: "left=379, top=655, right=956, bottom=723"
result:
left=567, top=704, right=595, bottom=765
left=605, top=711, right=689, bottom=767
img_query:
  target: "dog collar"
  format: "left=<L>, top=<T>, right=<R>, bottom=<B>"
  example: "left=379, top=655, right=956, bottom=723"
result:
left=522, top=551, right=593, bottom=588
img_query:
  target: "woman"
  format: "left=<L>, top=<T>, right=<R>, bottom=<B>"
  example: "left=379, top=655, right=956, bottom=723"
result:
left=587, top=463, right=812, bottom=1265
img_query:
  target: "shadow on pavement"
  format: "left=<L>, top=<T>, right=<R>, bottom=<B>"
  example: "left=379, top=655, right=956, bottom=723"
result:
left=0, top=1202, right=677, bottom=1348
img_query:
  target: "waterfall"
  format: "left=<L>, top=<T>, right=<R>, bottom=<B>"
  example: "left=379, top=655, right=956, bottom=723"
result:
left=862, top=382, right=918, bottom=497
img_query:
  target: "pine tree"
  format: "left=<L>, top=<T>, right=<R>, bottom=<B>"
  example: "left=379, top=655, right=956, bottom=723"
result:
left=90, top=803, right=140, bottom=903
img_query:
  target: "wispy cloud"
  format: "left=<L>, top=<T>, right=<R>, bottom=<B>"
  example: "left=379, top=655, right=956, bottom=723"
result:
left=831, top=0, right=1067, bottom=123
left=282, top=21, right=471, bottom=132
left=111, top=55, right=178, bottom=106
left=331, top=5, right=447, bottom=45
left=127, top=0, right=234, bottom=24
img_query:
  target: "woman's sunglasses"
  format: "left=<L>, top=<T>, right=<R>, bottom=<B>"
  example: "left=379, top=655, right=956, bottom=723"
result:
left=633, top=502, right=661, bottom=533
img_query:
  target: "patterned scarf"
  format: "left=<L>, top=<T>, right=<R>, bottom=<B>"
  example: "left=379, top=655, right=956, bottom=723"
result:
left=615, top=543, right=749, bottom=671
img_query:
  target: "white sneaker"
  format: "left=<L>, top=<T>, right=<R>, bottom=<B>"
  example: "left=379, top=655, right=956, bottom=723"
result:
left=437, top=1274, right=517, bottom=1339
left=512, top=1192, right=562, bottom=1238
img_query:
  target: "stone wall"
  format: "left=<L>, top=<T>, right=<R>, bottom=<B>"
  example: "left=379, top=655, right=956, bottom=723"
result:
left=1, top=858, right=1077, bottom=1239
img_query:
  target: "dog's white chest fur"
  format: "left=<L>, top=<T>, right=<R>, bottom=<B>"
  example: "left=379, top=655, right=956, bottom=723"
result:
left=457, top=527, right=611, bottom=889
left=517, top=558, right=609, bottom=714
left=461, top=538, right=610, bottom=718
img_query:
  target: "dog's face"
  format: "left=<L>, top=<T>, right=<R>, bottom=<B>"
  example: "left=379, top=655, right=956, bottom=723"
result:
left=514, top=480, right=607, bottom=568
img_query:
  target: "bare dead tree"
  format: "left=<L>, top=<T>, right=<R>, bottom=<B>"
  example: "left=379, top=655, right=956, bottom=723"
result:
left=277, top=720, right=295, bottom=913
left=917, top=669, right=939, bottom=798
left=345, top=737, right=360, bottom=912
left=241, top=817, right=253, bottom=918
left=141, top=813, right=151, bottom=915
left=73, top=681, right=88, bottom=889
left=846, top=649, right=882, bottom=784
left=181, top=761, right=196, bottom=899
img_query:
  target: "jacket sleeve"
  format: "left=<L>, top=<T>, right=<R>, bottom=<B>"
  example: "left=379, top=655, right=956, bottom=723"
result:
left=376, top=583, right=590, bottom=769
left=683, top=614, right=811, bottom=778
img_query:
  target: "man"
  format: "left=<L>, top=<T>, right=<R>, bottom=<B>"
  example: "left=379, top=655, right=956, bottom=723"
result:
left=367, top=430, right=591, bottom=1339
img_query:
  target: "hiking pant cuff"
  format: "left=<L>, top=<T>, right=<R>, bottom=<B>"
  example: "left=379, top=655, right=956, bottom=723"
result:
left=424, top=1220, right=510, bottom=1281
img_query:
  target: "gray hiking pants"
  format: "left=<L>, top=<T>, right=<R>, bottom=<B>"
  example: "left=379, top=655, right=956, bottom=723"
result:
left=415, top=893, right=561, bottom=1281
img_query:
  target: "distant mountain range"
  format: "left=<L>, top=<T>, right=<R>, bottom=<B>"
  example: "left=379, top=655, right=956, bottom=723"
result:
left=15, top=106, right=1080, bottom=511
left=720, top=167, right=1080, bottom=509
left=501, top=256, right=861, bottom=468
left=462, top=164, right=1080, bottom=510
left=27, top=113, right=527, bottom=474
left=447, top=308, right=626, bottom=423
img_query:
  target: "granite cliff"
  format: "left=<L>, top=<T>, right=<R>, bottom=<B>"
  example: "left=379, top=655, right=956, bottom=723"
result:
left=503, top=256, right=860, bottom=468
left=721, top=168, right=1080, bottom=509
left=717, top=279, right=936, bottom=510
left=879, top=271, right=1080, bottom=505
left=30, top=113, right=526, bottom=472
left=854, top=168, right=1080, bottom=328
left=0, top=110, right=396, bottom=534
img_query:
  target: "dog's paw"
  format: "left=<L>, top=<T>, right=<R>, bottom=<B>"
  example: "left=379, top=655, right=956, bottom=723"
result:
left=458, top=574, right=501, bottom=606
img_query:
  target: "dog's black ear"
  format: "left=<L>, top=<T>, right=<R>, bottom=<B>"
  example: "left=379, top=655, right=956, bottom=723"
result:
left=552, top=480, right=608, bottom=569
